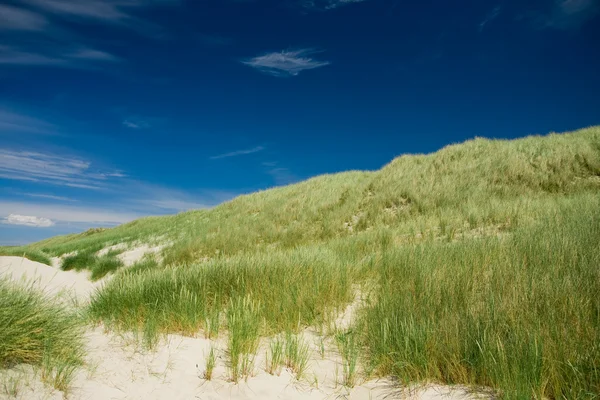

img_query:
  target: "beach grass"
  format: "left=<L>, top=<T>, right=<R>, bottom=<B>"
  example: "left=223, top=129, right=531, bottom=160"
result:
left=0, top=247, right=52, bottom=266
left=7, top=126, right=600, bottom=397
left=0, top=278, right=84, bottom=392
left=358, top=196, right=600, bottom=399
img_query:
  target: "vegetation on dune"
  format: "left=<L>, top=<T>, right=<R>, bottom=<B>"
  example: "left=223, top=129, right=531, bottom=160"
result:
left=6, top=126, right=600, bottom=398
left=26, top=126, right=600, bottom=266
left=358, top=197, right=600, bottom=399
left=0, top=247, right=52, bottom=266
left=89, top=247, right=355, bottom=340
left=0, top=279, right=84, bottom=392
left=61, top=248, right=125, bottom=280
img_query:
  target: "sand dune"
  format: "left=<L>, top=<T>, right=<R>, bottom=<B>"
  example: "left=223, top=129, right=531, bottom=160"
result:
left=0, top=256, right=491, bottom=400
left=0, top=256, right=101, bottom=302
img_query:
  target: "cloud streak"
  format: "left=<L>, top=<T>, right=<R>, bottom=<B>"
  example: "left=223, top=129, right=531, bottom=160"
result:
left=210, top=146, right=265, bottom=160
left=1, top=0, right=177, bottom=69
left=242, top=49, right=330, bottom=77
left=21, top=0, right=178, bottom=24
left=0, top=149, right=124, bottom=189
left=24, top=193, right=78, bottom=202
left=0, top=4, right=48, bottom=31
left=0, top=201, right=139, bottom=225
left=0, top=45, right=120, bottom=67
left=3, top=214, right=54, bottom=227
left=300, top=0, right=367, bottom=11
left=123, top=117, right=152, bottom=129
left=548, top=0, right=599, bottom=28
left=479, top=6, right=501, bottom=31
left=0, top=109, right=58, bottom=135
left=262, top=161, right=298, bottom=185
left=523, top=0, right=600, bottom=30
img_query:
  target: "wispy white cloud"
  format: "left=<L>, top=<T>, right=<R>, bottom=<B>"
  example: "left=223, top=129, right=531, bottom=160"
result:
left=0, top=45, right=120, bottom=67
left=266, top=167, right=297, bottom=185
left=262, top=161, right=298, bottom=186
left=19, top=0, right=178, bottom=37
left=123, top=117, right=151, bottom=129
left=0, top=185, right=225, bottom=227
left=23, top=0, right=127, bottom=21
left=0, top=4, right=47, bottom=31
left=0, top=201, right=139, bottom=225
left=0, top=149, right=124, bottom=189
left=550, top=0, right=599, bottom=28
left=137, top=198, right=207, bottom=212
left=300, top=0, right=367, bottom=11
left=210, top=146, right=265, bottom=160
left=1, top=1, right=176, bottom=69
left=110, top=180, right=220, bottom=213
left=22, top=0, right=178, bottom=23
left=479, top=6, right=502, bottom=31
left=3, top=214, right=54, bottom=227
left=525, top=0, right=600, bottom=30
left=0, top=109, right=58, bottom=135
left=242, top=49, right=330, bottom=77
left=24, top=193, right=78, bottom=202
left=67, top=48, right=120, bottom=62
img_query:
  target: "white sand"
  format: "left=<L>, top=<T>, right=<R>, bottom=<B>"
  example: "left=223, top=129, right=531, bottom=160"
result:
left=97, top=243, right=129, bottom=257
left=0, top=256, right=492, bottom=400
left=118, top=244, right=164, bottom=266
left=0, top=256, right=101, bottom=301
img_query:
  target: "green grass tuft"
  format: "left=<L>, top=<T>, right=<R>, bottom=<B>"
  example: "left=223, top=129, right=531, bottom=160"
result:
left=335, top=329, right=360, bottom=388
left=266, top=336, right=285, bottom=376
left=0, top=247, right=52, bottom=266
left=0, top=279, right=84, bottom=392
left=203, top=346, right=217, bottom=381
left=227, top=295, right=261, bottom=383
left=61, top=251, right=97, bottom=272
left=284, top=333, right=311, bottom=380
left=90, top=256, right=124, bottom=281
left=89, top=247, right=354, bottom=338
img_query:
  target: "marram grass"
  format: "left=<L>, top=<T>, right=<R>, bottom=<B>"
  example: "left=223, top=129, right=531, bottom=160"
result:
left=89, top=247, right=355, bottom=339
left=7, top=126, right=600, bottom=398
left=27, top=126, right=600, bottom=265
left=0, top=279, right=84, bottom=392
left=358, top=197, right=600, bottom=399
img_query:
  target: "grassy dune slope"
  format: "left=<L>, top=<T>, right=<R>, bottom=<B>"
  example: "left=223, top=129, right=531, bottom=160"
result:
left=16, top=126, right=600, bottom=263
left=2, top=126, right=599, bottom=398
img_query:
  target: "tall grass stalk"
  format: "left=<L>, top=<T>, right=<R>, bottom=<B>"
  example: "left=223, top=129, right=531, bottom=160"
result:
left=227, top=296, right=261, bottom=383
left=285, top=333, right=311, bottom=380
left=266, top=336, right=284, bottom=376
left=335, top=330, right=360, bottom=388
left=203, top=346, right=217, bottom=381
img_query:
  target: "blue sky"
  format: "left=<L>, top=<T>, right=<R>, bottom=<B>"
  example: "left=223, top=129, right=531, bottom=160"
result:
left=1, top=0, right=600, bottom=245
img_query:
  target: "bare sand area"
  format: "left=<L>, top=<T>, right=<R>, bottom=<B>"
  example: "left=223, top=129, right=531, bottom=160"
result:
left=1, top=256, right=491, bottom=400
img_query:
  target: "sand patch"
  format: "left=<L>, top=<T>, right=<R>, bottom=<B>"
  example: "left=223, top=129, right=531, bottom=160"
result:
left=97, top=243, right=129, bottom=257
left=118, top=244, right=164, bottom=267
left=0, top=256, right=101, bottom=302
left=2, top=328, right=490, bottom=400
left=0, top=257, right=493, bottom=400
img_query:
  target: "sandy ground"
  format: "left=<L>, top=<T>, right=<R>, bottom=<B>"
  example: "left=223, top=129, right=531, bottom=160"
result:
left=118, top=244, right=163, bottom=266
left=97, top=243, right=164, bottom=267
left=0, top=256, right=101, bottom=302
left=0, top=256, right=492, bottom=400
